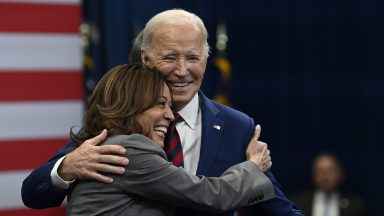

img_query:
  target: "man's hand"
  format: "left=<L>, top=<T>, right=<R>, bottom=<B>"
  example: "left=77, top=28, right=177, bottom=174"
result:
left=58, top=129, right=129, bottom=183
left=246, top=125, right=272, bottom=172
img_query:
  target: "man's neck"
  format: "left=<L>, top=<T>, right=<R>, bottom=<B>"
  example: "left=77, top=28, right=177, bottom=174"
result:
left=172, top=93, right=199, bottom=113
left=177, top=94, right=199, bottom=129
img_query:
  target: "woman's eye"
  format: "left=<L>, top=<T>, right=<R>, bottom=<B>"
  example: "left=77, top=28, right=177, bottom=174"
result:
left=158, top=101, right=166, bottom=106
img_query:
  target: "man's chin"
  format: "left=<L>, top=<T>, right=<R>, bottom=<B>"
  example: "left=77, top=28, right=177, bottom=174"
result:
left=172, top=98, right=189, bottom=111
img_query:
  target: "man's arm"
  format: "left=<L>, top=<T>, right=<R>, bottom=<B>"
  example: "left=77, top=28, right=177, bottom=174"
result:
left=242, top=125, right=304, bottom=216
left=242, top=171, right=304, bottom=216
left=21, top=141, right=75, bottom=209
left=57, top=130, right=128, bottom=183
left=21, top=130, right=129, bottom=209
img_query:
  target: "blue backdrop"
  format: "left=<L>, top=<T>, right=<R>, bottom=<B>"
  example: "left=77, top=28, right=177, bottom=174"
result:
left=83, top=1, right=384, bottom=215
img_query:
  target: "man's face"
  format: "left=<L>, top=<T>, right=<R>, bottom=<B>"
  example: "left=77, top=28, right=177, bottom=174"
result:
left=313, top=156, right=342, bottom=192
left=143, top=24, right=207, bottom=111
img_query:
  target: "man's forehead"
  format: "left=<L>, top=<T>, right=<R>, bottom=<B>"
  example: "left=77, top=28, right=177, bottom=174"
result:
left=151, top=38, right=205, bottom=55
left=149, top=26, right=206, bottom=56
left=152, top=24, right=203, bottom=42
left=156, top=48, right=202, bottom=55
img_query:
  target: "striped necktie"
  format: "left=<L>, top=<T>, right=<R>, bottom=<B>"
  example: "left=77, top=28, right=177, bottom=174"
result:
left=164, top=113, right=184, bottom=167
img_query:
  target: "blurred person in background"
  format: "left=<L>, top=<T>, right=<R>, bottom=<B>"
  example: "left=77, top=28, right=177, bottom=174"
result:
left=290, top=152, right=366, bottom=216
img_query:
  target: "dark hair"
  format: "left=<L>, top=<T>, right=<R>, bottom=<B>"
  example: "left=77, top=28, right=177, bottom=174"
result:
left=71, top=64, right=166, bottom=144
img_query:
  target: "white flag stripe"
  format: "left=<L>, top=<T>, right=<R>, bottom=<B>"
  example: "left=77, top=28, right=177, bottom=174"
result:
left=0, top=101, right=83, bottom=140
left=0, top=170, right=32, bottom=210
left=0, top=33, right=82, bottom=70
left=0, top=0, right=80, bottom=5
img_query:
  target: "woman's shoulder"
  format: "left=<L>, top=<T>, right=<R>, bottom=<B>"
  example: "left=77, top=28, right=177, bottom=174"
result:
left=103, top=134, right=165, bottom=155
left=104, top=133, right=149, bottom=143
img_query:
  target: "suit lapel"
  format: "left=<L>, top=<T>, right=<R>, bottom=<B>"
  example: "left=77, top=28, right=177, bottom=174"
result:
left=196, top=92, right=224, bottom=175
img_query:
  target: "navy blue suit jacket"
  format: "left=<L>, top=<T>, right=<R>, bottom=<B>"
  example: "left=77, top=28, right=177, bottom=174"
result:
left=22, top=91, right=303, bottom=215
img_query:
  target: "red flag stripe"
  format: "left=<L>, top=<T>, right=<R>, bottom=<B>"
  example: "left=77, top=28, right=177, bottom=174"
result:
left=0, top=0, right=80, bottom=3
left=0, top=71, right=83, bottom=101
left=0, top=206, right=65, bottom=216
left=0, top=2, right=80, bottom=33
left=0, top=138, right=69, bottom=171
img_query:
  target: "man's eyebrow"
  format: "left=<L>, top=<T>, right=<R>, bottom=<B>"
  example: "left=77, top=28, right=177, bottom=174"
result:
left=186, top=51, right=203, bottom=56
left=160, top=50, right=176, bottom=55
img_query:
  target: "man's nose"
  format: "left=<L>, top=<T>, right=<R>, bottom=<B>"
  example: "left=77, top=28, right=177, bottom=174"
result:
left=174, top=57, right=187, bottom=76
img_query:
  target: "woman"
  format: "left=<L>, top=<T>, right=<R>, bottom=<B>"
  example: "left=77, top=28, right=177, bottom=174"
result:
left=66, top=64, right=274, bottom=216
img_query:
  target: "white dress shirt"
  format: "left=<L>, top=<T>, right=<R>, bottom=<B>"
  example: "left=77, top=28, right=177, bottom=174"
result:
left=51, top=155, right=73, bottom=190
left=312, top=190, right=339, bottom=216
left=176, top=93, right=202, bottom=175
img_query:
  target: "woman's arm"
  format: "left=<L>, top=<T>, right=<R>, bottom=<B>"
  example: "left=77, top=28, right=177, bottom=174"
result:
left=115, top=134, right=275, bottom=213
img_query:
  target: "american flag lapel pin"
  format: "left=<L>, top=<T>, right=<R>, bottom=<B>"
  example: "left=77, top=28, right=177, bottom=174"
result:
left=213, top=124, right=221, bottom=130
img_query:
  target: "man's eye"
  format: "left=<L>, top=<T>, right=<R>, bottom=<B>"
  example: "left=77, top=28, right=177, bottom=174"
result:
left=163, top=57, right=176, bottom=62
left=187, top=56, right=200, bottom=61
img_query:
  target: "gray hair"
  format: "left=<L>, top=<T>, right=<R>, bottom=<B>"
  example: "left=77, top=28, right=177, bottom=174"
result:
left=129, top=30, right=144, bottom=63
left=141, top=9, right=210, bottom=58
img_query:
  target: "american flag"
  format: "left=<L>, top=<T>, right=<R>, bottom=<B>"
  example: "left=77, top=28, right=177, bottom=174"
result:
left=0, top=0, right=83, bottom=215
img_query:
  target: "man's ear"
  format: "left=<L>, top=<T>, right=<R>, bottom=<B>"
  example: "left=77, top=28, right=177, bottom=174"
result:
left=141, top=49, right=150, bottom=66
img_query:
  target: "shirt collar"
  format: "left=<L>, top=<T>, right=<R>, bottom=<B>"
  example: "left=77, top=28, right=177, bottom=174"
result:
left=177, top=93, right=199, bottom=129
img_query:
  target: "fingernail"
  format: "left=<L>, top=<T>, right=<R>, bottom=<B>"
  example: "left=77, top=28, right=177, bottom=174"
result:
left=119, top=148, right=126, bottom=154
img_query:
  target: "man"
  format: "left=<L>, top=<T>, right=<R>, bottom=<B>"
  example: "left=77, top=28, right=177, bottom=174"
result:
left=290, top=153, right=366, bottom=216
left=22, top=9, right=302, bottom=215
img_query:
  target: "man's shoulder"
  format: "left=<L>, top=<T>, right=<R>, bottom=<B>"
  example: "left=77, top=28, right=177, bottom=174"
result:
left=214, top=100, right=249, bottom=117
left=200, top=93, right=252, bottom=122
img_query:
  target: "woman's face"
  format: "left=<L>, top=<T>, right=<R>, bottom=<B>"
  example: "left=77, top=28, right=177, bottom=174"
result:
left=137, top=83, right=174, bottom=148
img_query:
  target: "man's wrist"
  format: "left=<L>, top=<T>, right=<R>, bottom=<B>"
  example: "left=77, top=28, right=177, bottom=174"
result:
left=50, top=155, right=75, bottom=190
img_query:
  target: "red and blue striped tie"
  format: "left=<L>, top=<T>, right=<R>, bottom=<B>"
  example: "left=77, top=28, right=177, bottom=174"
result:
left=164, top=113, right=184, bottom=167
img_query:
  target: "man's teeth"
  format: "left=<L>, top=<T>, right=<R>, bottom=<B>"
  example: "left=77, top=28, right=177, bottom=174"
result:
left=172, top=82, right=189, bottom=87
left=154, top=126, right=167, bottom=136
